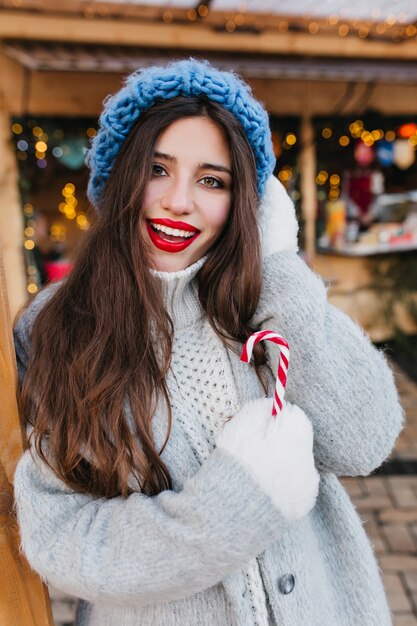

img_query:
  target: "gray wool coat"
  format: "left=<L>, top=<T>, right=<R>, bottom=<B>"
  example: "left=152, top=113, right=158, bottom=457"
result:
left=13, top=177, right=403, bottom=626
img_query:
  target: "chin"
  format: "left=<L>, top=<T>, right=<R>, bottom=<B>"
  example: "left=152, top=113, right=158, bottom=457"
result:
left=153, top=255, right=193, bottom=273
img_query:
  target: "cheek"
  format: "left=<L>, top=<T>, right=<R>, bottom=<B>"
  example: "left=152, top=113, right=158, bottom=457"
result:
left=143, top=179, right=163, bottom=210
left=206, top=197, right=231, bottom=233
left=143, top=187, right=154, bottom=210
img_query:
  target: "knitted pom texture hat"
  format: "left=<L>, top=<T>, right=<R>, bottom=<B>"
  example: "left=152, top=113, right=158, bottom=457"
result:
left=86, top=59, right=276, bottom=208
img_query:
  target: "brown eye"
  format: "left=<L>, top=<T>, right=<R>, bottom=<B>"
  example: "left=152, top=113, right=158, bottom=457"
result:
left=152, top=164, right=167, bottom=177
left=200, top=176, right=222, bottom=189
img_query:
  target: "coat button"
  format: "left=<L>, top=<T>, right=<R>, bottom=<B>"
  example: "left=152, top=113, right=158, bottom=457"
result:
left=278, top=574, right=295, bottom=594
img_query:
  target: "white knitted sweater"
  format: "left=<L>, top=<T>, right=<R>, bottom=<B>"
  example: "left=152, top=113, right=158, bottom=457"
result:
left=13, top=178, right=403, bottom=626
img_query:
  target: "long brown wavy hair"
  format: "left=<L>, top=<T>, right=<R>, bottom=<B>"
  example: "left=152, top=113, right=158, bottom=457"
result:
left=19, top=96, right=268, bottom=498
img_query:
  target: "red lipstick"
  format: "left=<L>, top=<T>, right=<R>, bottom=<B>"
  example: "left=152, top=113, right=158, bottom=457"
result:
left=146, top=220, right=200, bottom=254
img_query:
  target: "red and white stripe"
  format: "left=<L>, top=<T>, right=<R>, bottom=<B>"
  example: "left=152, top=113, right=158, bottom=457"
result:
left=240, top=330, right=290, bottom=417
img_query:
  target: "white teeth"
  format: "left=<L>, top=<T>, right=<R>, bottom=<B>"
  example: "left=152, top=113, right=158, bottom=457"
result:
left=150, top=222, right=197, bottom=238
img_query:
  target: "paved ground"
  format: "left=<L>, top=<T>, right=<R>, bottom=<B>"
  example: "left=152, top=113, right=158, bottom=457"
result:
left=48, top=361, right=417, bottom=626
left=341, top=364, right=417, bottom=626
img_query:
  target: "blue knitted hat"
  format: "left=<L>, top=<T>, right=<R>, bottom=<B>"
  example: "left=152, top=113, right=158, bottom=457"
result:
left=86, top=59, right=276, bottom=208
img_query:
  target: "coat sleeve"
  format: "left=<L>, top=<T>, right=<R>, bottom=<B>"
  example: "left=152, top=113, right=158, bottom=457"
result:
left=13, top=287, right=319, bottom=607
left=14, top=397, right=319, bottom=606
left=253, top=250, right=404, bottom=477
left=13, top=283, right=60, bottom=386
left=14, top=443, right=287, bottom=606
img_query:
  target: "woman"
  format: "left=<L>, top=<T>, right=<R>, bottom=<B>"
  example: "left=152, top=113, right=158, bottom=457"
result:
left=13, top=59, right=403, bottom=626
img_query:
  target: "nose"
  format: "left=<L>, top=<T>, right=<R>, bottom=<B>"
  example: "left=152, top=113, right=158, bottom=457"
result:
left=161, top=177, right=193, bottom=215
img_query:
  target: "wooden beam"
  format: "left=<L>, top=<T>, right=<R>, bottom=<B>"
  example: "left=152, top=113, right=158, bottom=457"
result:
left=2, top=67, right=417, bottom=117
left=299, top=108, right=317, bottom=261
left=0, top=106, right=27, bottom=318
left=251, top=79, right=417, bottom=116
left=0, top=48, right=25, bottom=116
left=0, top=1, right=411, bottom=43
left=1, top=10, right=417, bottom=60
left=24, top=71, right=123, bottom=117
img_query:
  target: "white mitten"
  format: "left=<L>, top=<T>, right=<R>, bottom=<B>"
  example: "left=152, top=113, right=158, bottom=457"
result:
left=216, top=397, right=319, bottom=521
left=258, top=175, right=299, bottom=257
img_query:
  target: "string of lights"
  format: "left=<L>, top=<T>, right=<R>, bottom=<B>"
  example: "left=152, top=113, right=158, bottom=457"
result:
left=3, top=0, right=417, bottom=42
left=11, top=115, right=417, bottom=208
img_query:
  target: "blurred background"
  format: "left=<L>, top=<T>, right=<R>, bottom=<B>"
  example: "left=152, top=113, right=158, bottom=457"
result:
left=2, top=1, right=417, bottom=348
left=1, top=1, right=417, bottom=624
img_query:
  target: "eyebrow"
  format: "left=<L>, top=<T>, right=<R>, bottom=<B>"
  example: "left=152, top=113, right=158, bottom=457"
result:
left=154, top=151, right=232, bottom=176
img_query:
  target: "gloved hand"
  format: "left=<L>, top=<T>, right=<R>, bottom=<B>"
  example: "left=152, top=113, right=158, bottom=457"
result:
left=217, top=397, right=319, bottom=521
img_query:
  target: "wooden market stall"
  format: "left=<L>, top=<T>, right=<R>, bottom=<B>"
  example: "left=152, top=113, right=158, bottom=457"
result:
left=1, top=0, right=417, bottom=339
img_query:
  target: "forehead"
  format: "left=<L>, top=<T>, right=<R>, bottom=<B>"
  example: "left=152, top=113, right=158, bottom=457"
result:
left=155, top=116, right=231, bottom=164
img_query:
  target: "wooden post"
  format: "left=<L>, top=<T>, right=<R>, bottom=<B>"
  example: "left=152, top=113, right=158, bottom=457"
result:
left=0, top=105, right=27, bottom=319
left=0, top=246, right=54, bottom=626
left=299, top=103, right=317, bottom=260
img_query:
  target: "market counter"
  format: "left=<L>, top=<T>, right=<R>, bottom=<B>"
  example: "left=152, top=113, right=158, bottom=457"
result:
left=312, top=247, right=417, bottom=342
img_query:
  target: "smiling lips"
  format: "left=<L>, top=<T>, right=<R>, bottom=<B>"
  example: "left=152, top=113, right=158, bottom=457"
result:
left=146, top=218, right=201, bottom=253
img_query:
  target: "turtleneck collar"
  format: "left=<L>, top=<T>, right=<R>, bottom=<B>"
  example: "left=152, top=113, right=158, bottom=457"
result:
left=150, top=256, right=206, bottom=329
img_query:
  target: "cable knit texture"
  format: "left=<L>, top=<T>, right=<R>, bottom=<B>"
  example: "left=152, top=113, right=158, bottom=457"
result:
left=86, top=59, right=276, bottom=207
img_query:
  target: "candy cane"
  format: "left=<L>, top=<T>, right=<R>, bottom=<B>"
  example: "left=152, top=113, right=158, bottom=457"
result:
left=240, top=330, right=289, bottom=417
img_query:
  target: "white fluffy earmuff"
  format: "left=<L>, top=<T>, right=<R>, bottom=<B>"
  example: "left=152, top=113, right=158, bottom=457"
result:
left=258, top=175, right=299, bottom=257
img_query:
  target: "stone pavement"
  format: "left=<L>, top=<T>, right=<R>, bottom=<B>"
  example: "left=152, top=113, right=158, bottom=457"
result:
left=341, top=364, right=417, bottom=626
left=48, top=361, right=417, bottom=626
